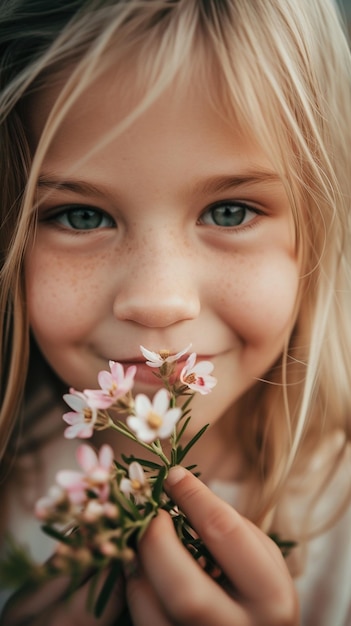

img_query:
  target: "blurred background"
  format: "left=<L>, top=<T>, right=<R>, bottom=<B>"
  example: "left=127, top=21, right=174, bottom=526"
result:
left=337, top=0, right=351, bottom=34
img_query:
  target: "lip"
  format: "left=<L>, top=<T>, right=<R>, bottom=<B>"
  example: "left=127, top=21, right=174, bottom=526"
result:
left=117, top=358, right=189, bottom=387
left=111, top=354, right=214, bottom=387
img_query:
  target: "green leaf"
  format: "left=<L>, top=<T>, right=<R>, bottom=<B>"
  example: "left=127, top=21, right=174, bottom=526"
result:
left=121, top=455, right=162, bottom=470
left=184, top=463, right=198, bottom=472
left=174, top=415, right=192, bottom=444
left=41, top=524, right=75, bottom=544
left=113, top=488, right=143, bottom=519
left=176, top=424, right=209, bottom=463
left=94, top=560, right=123, bottom=617
left=269, top=533, right=297, bottom=557
left=152, top=465, right=167, bottom=502
left=180, top=394, right=195, bottom=412
left=116, top=605, right=134, bottom=626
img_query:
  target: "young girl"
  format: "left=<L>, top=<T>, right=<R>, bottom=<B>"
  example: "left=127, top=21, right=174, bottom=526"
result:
left=1, top=0, right=351, bottom=624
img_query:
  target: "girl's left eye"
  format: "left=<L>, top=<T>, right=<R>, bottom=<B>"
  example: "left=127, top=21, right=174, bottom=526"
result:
left=51, top=205, right=115, bottom=230
left=199, top=202, right=258, bottom=228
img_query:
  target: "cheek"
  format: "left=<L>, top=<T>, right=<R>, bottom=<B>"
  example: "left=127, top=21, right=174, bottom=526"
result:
left=219, top=254, right=299, bottom=347
left=24, top=251, right=109, bottom=342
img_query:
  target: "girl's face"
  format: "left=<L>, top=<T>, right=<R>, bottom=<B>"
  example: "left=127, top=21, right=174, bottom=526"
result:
left=25, top=68, right=299, bottom=434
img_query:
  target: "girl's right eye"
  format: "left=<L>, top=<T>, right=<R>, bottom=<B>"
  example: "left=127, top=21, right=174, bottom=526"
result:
left=48, top=205, right=116, bottom=230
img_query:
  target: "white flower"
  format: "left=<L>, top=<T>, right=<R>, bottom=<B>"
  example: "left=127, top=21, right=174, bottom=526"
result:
left=119, top=461, right=151, bottom=504
left=62, top=390, right=99, bottom=439
left=140, top=344, right=192, bottom=368
left=82, top=500, right=105, bottom=523
left=180, top=353, right=217, bottom=395
left=126, top=388, right=182, bottom=443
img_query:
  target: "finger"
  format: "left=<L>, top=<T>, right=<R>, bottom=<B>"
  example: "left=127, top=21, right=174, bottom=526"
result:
left=2, top=570, right=125, bottom=626
left=1, top=577, right=70, bottom=625
left=138, top=510, right=249, bottom=626
left=165, top=467, right=295, bottom=609
left=125, top=561, right=172, bottom=626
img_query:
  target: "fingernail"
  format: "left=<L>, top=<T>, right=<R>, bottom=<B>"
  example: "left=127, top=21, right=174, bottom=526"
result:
left=166, top=465, right=187, bottom=486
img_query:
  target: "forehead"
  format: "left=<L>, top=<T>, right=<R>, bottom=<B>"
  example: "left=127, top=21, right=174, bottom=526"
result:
left=27, top=63, right=277, bottom=176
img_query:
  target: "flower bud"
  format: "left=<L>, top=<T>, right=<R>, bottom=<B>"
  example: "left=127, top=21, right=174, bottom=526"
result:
left=99, top=540, right=120, bottom=558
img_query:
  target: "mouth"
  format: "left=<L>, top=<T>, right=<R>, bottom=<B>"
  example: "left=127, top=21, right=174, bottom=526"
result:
left=109, top=353, right=215, bottom=387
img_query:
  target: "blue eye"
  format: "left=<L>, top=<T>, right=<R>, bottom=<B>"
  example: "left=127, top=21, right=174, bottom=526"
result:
left=200, top=202, right=257, bottom=228
left=53, top=205, right=115, bottom=230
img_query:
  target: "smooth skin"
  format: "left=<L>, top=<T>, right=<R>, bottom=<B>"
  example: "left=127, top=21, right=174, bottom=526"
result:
left=126, top=467, right=299, bottom=626
left=1, top=574, right=125, bottom=626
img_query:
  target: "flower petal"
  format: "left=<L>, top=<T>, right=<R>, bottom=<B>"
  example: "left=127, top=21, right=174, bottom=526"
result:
left=139, top=346, right=161, bottom=363
left=125, top=365, right=137, bottom=384
left=119, top=477, right=132, bottom=497
left=158, top=408, right=182, bottom=439
left=153, top=388, right=170, bottom=415
left=76, top=444, right=98, bottom=472
left=99, top=444, right=114, bottom=469
left=126, top=417, right=157, bottom=443
left=84, top=389, right=115, bottom=409
left=64, top=423, right=94, bottom=439
left=109, top=361, right=124, bottom=382
left=56, top=469, right=84, bottom=489
left=129, top=461, right=145, bottom=483
left=134, top=393, right=152, bottom=418
left=62, top=411, right=84, bottom=425
left=63, top=392, right=85, bottom=412
left=167, top=343, right=192, bottom=363
left=97, top=370, right=113, bottom=389
left=193, top=360, right=215, bottom=375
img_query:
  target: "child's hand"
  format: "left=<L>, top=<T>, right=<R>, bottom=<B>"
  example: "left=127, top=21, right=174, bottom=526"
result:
left=1, top=571, right=125, bottom=626
left=126, top=467, right=299, bottom=626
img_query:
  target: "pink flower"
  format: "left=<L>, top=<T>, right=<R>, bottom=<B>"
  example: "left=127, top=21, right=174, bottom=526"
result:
left=35, top=486, right=68, bottom=521
left=140, top=344, right=192, bottom=368
left=180, top=353, right=217, bottom=395
left=119, top=461, right=151, bottom=504
left=126, top=388, right=181, bottom=443
left=62, top=390, right=99, bottom=439
left=84, top=361, right=136, bottom=409
left=56, top=443, right=114, bottom=504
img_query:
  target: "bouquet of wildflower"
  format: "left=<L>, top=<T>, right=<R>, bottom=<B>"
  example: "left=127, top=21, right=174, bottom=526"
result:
left=1, top=345, right=222, bottom=619
left=1, top=345, right=295, bottom=621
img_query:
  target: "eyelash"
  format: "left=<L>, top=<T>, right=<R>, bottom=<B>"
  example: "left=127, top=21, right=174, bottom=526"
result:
left=43, top=200, right=261, bottom=233
left=198, top=201, right=260, bottom=230
left=45, top=205, right=116, bottom=231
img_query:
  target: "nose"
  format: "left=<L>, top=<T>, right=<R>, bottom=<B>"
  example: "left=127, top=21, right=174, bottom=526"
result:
left=113, top=237, right=201, bottom=328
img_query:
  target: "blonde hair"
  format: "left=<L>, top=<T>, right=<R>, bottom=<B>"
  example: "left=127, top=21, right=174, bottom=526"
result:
left=1, top=0, right=351, bottom=540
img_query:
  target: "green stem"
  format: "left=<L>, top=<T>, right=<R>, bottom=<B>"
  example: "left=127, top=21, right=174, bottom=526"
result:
left=110, top=423, right=159, bottom=457
left=150, top=440, right=171, bottom=468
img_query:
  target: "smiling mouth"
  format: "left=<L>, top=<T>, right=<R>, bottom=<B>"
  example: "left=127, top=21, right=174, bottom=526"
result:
left=112, top=354, right=212, bottom=365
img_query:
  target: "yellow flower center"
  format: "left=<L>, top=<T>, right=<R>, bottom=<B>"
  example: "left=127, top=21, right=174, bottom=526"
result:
left=131, top=479, right=142, bottom=491
left=159, top=350, right=170, bottom=360
left=109, top=382, right=117, bottom=396
left=83, top=408, right=93, bottom=422
left=147, top=411, right=162, bottom=429
left=185, top=373, right=197, bottom=384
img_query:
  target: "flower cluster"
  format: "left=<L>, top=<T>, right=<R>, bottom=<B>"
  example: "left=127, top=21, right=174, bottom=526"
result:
left=1, top=346, right=219, bottom=618
left=1, top=345, right=296, bottom=620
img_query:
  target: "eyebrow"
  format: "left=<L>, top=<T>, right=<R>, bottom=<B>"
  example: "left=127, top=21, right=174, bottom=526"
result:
left=37, top=176, right=105, bottom=197
left=196, top=171, right=282, bottom=195
left=37, top=169, right=281, bottom=197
